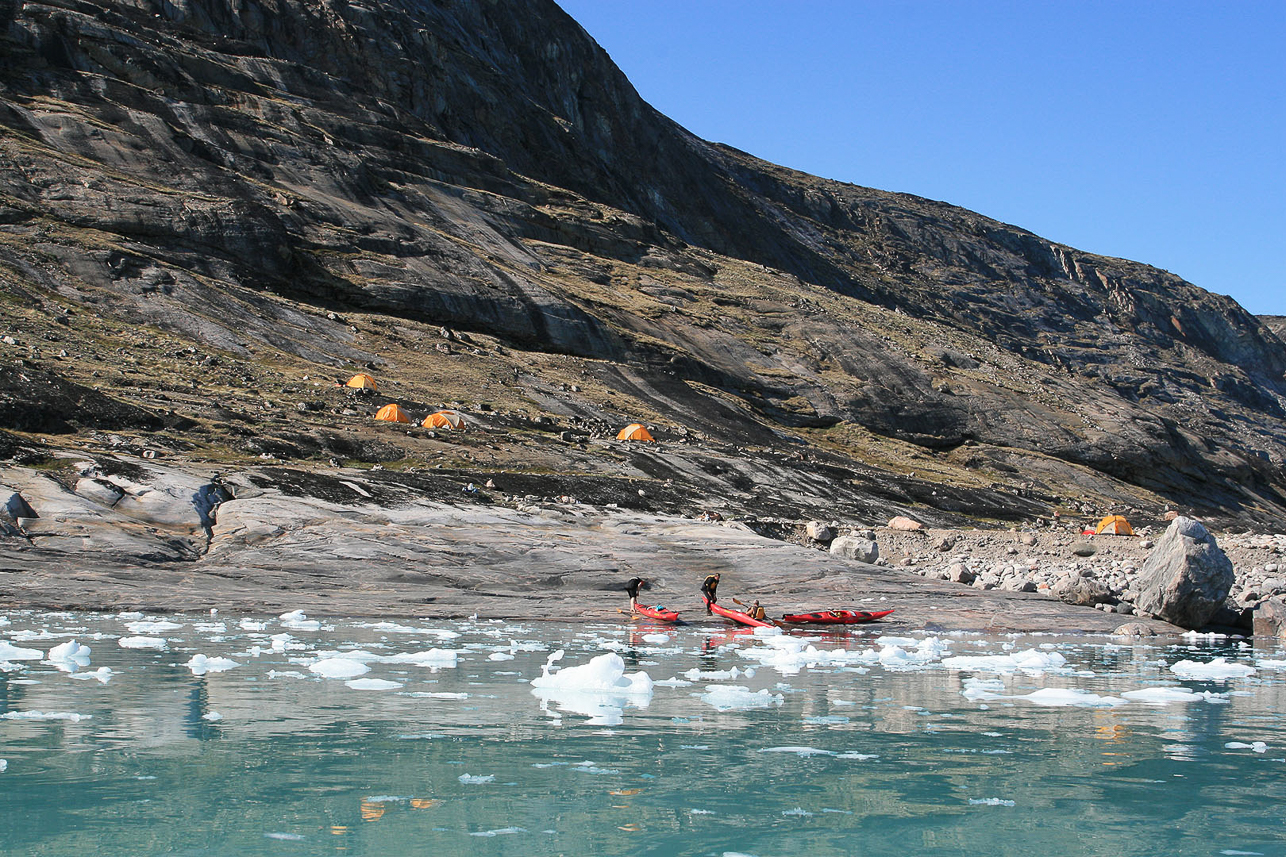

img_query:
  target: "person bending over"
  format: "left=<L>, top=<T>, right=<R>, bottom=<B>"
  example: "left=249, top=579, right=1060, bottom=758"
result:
left=700, top=573, right=720, bottom=614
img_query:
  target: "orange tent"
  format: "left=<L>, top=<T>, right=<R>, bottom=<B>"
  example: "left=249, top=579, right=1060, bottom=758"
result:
left=374, top=403, right=411, bottom=423
left=422, top=410, right=466, bottom=430
left=345, top=373, right=377, bottom=390
left=1095, top=515, right=1134, bottom=535
left=616, top=423, right=654, bottom=442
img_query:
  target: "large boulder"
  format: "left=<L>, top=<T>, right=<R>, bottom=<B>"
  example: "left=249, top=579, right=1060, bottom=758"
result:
left=1252, top=597, right=1286, bottom=640
left=830, top=535, right=879, bottom=564
left=1133, top=517, right=1233, bottom=629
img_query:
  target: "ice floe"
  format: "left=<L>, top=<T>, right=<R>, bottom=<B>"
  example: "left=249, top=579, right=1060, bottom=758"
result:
left=0, top=710, right=91, bottom=722
left=941, top=649, right=1068, bottom=675
left=699, top=686, right=783, bottom=711
left=530, top=651, right=653, bottom=724
left=0, top=641, right=44, bottom=661
left=184, top=654, right=240, bottom=675
left=1170, top=658, right=1256, bottom=680
left=1225, top=741, right=1269, bottom=753
left=1121, top=687, right=1227, bottom=704
left=308, top=658, right=370, bottom=679
left=70, top=667, right=113, bottom=683
left=470, top=827, right=526, bottom=837
left=119, top=636, right=167, bottom=650
left=346, top=678, right=403, bottom=690
left=278, top=610, right=321, bottom=631
left=458, top=773, right=494, bottom=784
left=969, top=797, right=1016, bottom=806
left=963, top=686, right=1126, bottom=707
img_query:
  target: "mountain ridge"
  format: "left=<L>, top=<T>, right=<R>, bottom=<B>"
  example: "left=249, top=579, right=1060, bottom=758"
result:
left=2, top=0, right=1284, bottom=530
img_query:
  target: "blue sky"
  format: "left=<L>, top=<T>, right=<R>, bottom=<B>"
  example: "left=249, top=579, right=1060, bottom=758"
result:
left=556, top=1, right=1283, bottom=316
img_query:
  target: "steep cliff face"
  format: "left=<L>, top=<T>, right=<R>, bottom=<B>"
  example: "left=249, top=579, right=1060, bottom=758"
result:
left=1, top=0, right=1284, bottom=527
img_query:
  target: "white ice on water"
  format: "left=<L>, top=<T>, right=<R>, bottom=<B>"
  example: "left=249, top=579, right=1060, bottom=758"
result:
left=346, top=678, right=403, bottom=690
left=469, top=827, right=526, bottom=837
left=0, top=710, right=90, bottom=721
left=0, top=641, right=44, bottom=660
left=963, top=685, right=1125, bottom=707
left=458, top=773, right=495, bottom=784
left=70, top=667, right=113, bottom=683
left=1170, top=658, right=1256, bottom=680
left=45, top=640, right=92, bottom=671
left=699, top=686, right=783, bottom=711
left=184, top=654, right=240, bottom=675
left=941, top=649, right=1068, bottom=675
left=1121, top=687, right=1227, bottom=704
left=308, top=658, right=370, bottom=679
left=1225, top=741, right=1269, bottom=753
left=530, top=651, right=653, bottom=725
left=277, top=610, right=322, bottom=631
left=119, top=636, right=167, bottom=650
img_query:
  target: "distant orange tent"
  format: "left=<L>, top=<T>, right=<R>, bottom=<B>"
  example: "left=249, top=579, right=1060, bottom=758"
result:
left=374, top=403, right=411, bottom=423
left=616, top=423, right=654, bottom=442
left=345, top=373, right=378, bottom=390
left=422, top=410, right=466, bottom=430
left=1095, top=515, right=1134, bottom=535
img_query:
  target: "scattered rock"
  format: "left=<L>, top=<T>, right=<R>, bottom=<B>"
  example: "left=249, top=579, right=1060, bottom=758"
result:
left=1252, top=597, right=1286, bottom=639
left=805, top=521, right=835, bottom=542
left=887, top=516, right=922, bottom=531
left=830, top=535, right=879, bottom=564
left=1134, top=517, right=1234, bottom=630
left=1051, top=574, right=1112, bottom=607
left=1111, top=623, right=1157, bottom=637
left=1071, top=542, right=1097, bottom=557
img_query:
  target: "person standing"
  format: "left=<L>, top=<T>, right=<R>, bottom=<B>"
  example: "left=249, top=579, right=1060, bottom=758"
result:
left=624, top=577, right=646, bottom=610
left=700, top=573, right=720, bottom=614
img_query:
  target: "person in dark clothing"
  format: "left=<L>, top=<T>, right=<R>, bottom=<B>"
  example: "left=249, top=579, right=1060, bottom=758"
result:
left=625, top=577, right=646, bottom=610
left=700, top=573, right=720, bottom=614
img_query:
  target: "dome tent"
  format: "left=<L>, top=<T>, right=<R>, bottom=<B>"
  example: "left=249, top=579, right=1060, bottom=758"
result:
left=1095, top=515, right=1134, bottom=535
left=423, top=410, right=466, bottom=430
left=616, top=423, right=654, bottom=441
left=374, top=403, right=411, bottom=423
left=345, top=373, right=377, bottom=390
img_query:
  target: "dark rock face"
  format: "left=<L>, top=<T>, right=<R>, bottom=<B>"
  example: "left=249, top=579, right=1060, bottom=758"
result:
left=1, top=0, right=1285, bottom=526
left=1134, top=517, right=1235, bottom=629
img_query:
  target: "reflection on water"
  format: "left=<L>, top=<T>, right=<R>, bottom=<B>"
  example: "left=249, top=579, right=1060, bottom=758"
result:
left=2, top=610, right=1285, bottom=856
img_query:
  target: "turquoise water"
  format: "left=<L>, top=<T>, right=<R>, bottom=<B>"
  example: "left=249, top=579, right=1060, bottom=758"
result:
left=2, top=610, right=1285, bottom=857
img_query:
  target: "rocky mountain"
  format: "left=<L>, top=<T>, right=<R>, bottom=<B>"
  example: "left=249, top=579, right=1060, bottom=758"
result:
left=2, top=0, right=1284, bottom=531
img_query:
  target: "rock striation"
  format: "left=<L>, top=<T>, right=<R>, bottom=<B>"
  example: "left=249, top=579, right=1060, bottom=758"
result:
left=0, top=0, right=1284, bottom=539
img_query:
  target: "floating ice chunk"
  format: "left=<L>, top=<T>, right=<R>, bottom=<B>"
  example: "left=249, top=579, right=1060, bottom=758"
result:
left=0, top=710, right=90, bottom=722
left=127, top=620, right=182, bottom=634
left=0, top=641, right=44, bottom=660
left=309, top=658, right=369, bottom=679
left=1170, top=658, right=1255, bottom=680
left=470, top=827, right=526, bottom=837
left=1224, top=741, right=1269, bottom=753
left=803, top=715, right=850, bottom=725
left=699, top=686, right=783, bottom=711
left=278, top=610, right=321, bottom=631
left=458, top=773, right=494, bottom=784
left=760, top=747, right=836, bottom=757
left=1015, top=688, right=1124, bottom=707
left=346, top=678, right=404, bottom=691
left=531, top=653, right=652, bottom=694
left=203, top=711, right=223, bottom=721
left=264, top=832, right=305, bottom=841
left=689, top=808, right=714, bottom=815
left=239, top=619, right=267, bottom=631
left=1121, top=687, right=1202, bottom=704
left=1256, top=659, right=1286, bottom=669
left=641, top=633, right=669, bottom=644
left=70, top=667, right=113, bottom=683
left=782, top=807, right=813, bottom=816
left=47, top=640, right=91, bottom=663
left=942, top=649, right=1068, bottom=675
left=1221, top=851, right=1266, bottom=855
left=488, top=653, right=514, bottom=661
left=383, top=649, right=459, bottom=668
left=119, top=636, right=167, bottom=650
left=185, top=654, right=240, bottom=675
left=835, top=752, right=878, bottom=760
left=653, top=677, right=693, bottom=687
left=0, top=760, right=6, bottom=772
left=683, top=667, right=743, bottom=681
left=969, top=798, right=1016, bottom=806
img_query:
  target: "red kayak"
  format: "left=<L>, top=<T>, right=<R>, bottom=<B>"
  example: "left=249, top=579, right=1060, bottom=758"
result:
left=779, top=609, right=894, bottom=625
left=632, top=604, right=680, bottom=623
left=703, top=596, right=776, bottom=628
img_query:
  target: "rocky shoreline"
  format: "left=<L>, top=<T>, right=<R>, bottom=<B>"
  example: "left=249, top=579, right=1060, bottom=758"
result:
left=3, top=453, right=1284, bottom=639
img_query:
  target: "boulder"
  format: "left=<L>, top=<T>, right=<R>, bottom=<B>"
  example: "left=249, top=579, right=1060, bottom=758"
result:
left=1111, top=623, right=1157, bottom=637
left=1018, top=533, right=1038, bottom=547
left=1133, top=517, right=1234, bottom=629
left=947, top=563, right=975, bottom=584
left=830, top=535, right=879, bottom=564
left=1, top=488, right=35, bottom=521
left=1252, top=597, right=1286, bottom=640
left=1071, top=541, right=1097, bottom=557
left=805, top=521, right=835, bottom=542
left=887, top=516, right=922, bottom=531
left=1051, top=574, right=1112, bottom=607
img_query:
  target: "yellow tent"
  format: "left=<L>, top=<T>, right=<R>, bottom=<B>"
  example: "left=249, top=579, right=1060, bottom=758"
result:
left=345, top=373, right=378, bottom=390
left=616, top=423, right=654, bottom=442
left=1095, top=515, right=1134, bottom=535
left=374, top=403, right=411, bottom=423
left=422, top=410, right=466, bottom=430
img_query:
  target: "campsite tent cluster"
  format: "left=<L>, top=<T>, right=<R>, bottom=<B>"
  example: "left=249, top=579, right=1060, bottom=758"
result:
left=348, top=376, right=656, bottom=440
